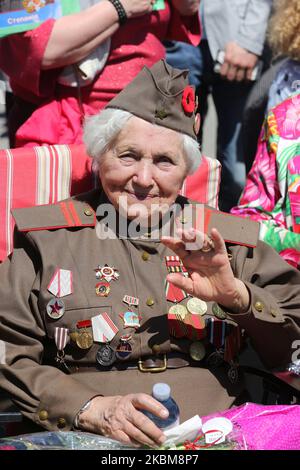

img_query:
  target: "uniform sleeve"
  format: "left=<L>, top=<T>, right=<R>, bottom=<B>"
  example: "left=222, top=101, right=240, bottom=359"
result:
left=0, top=20, right=61, bottom=102
left=0, top=229, right=100, bottom=431
left=166, top=6, right=201, bottom=46
left=225, top=241, right=300, bottom=370
left=236, top=0, right=272, bottom=55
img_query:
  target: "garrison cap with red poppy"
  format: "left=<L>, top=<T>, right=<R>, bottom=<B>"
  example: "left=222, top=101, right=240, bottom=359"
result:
left=105, top=59, right=199, bottom=141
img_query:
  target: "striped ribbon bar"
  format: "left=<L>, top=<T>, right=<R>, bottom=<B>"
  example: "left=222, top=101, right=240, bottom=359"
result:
left=54, top=327, right=69, bottom=351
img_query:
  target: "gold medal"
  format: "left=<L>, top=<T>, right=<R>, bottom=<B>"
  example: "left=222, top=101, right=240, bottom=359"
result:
left=189, top=341, right=206, bottom=361
left=187, top=297, right=207, bottom=316
left=69, top=331, right=79, bottom=343
left=168, top=304, right=188, bottom=320
left=76, top=330, right=93, bottom=350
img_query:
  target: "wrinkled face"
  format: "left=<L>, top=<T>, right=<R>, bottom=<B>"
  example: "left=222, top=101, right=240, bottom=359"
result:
left=98, top=116, right=188, bottom=221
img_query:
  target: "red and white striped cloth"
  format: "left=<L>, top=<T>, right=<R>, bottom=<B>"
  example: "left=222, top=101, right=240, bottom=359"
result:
left=180, top=156, right=221, bottom=208
left=0, top=145, right=220, bottom=262
left=0, top=144, right=93, bottom=262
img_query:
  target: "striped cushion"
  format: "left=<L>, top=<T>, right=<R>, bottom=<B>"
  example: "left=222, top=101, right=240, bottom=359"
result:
left=0, top=145, right=220, bottom=262
left=0, top=144, right=93, bottom=261
left=180, top=155, right=221, bottom=208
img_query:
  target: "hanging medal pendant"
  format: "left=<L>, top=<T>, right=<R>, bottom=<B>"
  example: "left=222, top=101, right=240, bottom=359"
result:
left=206, top=348, right=224, bottom=368
left=55, top=349, right=71, bottom=374
left=227, top=361, right=239, bottom=384
left=54, top=327, right=70, bottom=372
left=116, top=335, right=133, bottom=361
left=76, top=320, right=93, bottom=350
left=96, top=344, right=116, bottom=367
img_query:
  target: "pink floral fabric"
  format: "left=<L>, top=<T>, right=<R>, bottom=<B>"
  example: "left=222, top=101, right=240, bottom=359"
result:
left=231, top=93, right=300, bottom=269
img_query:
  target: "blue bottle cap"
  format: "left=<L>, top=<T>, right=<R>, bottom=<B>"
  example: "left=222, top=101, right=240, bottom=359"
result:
left=152, top=383, right=171, bottom=401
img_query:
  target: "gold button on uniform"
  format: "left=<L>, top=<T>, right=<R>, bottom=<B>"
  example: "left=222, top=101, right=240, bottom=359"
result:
left=142, top=252, right=150, bottom=261
left=254, top=301, right=264, bottom=312
left=39, top=410, right=48, bottom=421
left=84, top=208, right=93, bottom=216
left=57, top=417, right=67, bottom=429
left=152, top=344, right=161, bottom=355
left=270, top=309, right=277, bottom=318
left=146, top=297, right=155, bottom=307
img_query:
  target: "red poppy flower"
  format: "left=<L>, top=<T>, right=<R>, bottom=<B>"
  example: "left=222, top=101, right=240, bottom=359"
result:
left=182, top=86, right=196, bottom=114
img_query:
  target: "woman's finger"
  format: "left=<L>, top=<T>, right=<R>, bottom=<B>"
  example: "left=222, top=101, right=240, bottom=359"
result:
left=123, top=419, right=163, bottom=448
left=161, top=236, right=190, bottom=260
left=113, top=429, right=141, bottom=448
left=210, top=227, right=227, bottom=254
left=166, top=273, right=194, bottom=295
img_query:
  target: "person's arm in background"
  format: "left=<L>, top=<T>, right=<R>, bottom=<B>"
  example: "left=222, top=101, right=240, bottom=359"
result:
left=42, top=0, right=153, bottom=69
left=0, top=0, right=152, bottom=100
left=171, top=0, right=200, bottom=16
left=220, top=0, right=273, bottom=81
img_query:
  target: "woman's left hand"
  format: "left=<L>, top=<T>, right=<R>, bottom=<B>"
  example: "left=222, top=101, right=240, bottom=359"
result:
left=161, top=227, right=250, bottom=313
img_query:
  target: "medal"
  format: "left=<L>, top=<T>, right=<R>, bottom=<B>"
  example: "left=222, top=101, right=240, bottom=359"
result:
left=168, top=305, right=189, bottom=338
left=123, top=295, right=139, bottom=307
left=76, top=330, right=93, bottom=350
left=184, top=313, right=206, bottom=341
left=227, top=362, right=239, bottom=384
left=46, top=298, right=65, bottom=320
left=116, top=335, right=132, bottom=360
left=54, top=327, right=70, bottom=371
left=187, top=297, right=207, bottom=316
left=94, top=264, right=120, bottom=282
left=96, top=344, right=116, bottom=366
left=91, top=313, right=119, bottom=343
left=168, top=304, right=188, bottom=320
left=47, top=268, right=73, bottom=298
left=212, top=303, right=227, bottom=320
left=206, top=348, right=224, bottom=367
left=95, top=282, right=110, bottom=297
left=189, top=341, right=206, bottom=362
left=120, top=311, right=141, bottom=329
left=76, top=320, right=93, bottom=350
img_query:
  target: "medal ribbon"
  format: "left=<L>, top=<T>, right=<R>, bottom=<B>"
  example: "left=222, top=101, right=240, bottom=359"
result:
left=224, top=326, right=241, bottom=363
left=54, top=327, right=69, bottom=351
left=205, top=318, right=226, bottom=349
left=48, top=268, right=73, bottom=297
left=92, top=312, right=119, bottom=343
left=77, top=320, right=92, bottom=328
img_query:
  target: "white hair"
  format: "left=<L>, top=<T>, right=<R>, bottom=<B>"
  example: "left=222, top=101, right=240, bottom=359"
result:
left=83, top=109, right=202, bottom=175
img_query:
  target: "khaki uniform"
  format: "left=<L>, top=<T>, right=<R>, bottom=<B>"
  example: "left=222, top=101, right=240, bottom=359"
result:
left=0, top=190, right=299, bottom=432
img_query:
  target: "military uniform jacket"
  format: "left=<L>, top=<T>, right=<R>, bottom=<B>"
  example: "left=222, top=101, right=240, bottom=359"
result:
left=0, top=190, right=300, bottom=431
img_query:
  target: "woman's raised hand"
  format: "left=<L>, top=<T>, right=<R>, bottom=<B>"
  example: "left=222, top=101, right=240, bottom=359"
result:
left=161, top=227, right=250, bottom=313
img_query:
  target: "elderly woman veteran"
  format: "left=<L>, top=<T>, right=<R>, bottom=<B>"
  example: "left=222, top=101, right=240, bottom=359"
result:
left=0, top=60, right=300, bottom=448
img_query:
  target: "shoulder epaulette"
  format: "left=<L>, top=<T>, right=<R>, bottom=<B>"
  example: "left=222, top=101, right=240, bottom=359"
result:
left=186, top=202, right=259, bottom=248
left=12, top=199, right=96, bottom=232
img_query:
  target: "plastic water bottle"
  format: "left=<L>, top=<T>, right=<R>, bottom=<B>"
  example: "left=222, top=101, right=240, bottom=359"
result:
left=143, top=383, right=180, bottom=430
